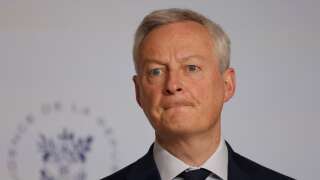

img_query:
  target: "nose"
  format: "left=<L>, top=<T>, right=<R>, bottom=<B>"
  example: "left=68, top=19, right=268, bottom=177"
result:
left=164, top=71, right=183, bottom=95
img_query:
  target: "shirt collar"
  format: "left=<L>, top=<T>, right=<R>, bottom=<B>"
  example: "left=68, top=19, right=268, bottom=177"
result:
left=153, top=137, right=228, bottom=180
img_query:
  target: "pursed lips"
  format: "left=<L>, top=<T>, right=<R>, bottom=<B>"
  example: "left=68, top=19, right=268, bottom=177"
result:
left=162, top=101, right=194, bottom=110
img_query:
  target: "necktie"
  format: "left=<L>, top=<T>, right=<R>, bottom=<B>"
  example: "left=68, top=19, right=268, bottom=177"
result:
left=177, top=168, right=211, bottom=180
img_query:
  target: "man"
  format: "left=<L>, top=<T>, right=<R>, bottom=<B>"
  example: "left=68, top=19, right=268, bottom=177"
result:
left=101, top=8, right=294, bottom=180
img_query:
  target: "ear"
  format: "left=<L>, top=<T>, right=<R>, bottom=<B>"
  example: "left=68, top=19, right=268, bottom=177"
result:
left=133, top=75, right=142, bottom=107
left=222, top=68, right=236, bottom=102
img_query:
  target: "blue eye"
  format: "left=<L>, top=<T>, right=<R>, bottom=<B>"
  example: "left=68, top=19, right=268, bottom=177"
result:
left=149, top=68, right=162, bottom=76
left=186, top=65, right=200, bottom=72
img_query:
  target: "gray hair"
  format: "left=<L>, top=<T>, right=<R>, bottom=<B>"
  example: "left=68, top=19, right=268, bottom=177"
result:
left=133, top=8, right=231, bottom=73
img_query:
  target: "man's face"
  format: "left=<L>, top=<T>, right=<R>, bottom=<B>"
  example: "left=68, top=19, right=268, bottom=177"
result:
left=134, top=21, right=235, bottom=137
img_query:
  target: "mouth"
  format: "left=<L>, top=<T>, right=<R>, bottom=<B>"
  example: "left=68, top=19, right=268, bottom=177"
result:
left=162, top=101, right=194, bottom=110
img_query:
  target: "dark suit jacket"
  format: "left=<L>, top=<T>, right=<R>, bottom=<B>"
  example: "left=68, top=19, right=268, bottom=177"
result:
left=101, top=142, right=294, bottom=180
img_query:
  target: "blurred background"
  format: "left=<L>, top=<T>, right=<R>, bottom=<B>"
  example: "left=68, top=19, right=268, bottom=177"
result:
left=1, top=1, right=319, bottom=179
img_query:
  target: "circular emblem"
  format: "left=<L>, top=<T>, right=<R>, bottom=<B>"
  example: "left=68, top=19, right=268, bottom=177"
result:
left=7, top=102, right=118, bottom=180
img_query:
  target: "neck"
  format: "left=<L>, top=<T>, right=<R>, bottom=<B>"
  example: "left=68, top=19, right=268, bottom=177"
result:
left=155, top=121, right=221, bottom=167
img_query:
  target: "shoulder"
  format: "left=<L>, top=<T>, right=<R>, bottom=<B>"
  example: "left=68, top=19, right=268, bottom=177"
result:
left=100, top=162, right=134, bottom=180
left=100, top=144, right=160, bottom=180
left=101, top=159, right=140, bottom=180
left=100, top=155, right=145, bottom=180
left=234, top=151, right=294, bottom=179
left=227, top=142, right=295, bottom=180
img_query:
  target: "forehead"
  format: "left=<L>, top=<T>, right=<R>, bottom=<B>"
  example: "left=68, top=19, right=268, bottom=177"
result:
left=139, top=21, right=215, bottom=62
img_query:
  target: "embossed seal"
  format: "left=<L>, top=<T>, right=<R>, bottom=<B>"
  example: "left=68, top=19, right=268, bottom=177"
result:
left=7, top=102, right=118, bottom=180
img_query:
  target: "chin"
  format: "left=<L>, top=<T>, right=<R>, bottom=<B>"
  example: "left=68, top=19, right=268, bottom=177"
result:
left=159, top=125, right=206, bottom=138
left=160, top=117, right=203, bottom=134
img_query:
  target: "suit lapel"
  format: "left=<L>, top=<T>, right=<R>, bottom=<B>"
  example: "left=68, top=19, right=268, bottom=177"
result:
left=125, top=142, right=251, bottom=180
left=226, top=141, right=251, bottom=180
left=126, top=144, right=161, bottom=180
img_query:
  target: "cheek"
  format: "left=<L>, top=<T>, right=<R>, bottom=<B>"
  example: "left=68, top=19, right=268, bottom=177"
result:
left=140, top=83, right=162, bottom=107
left=193, top=78, right=225, bottom=105
left=208, top=81, right=225, bottom=107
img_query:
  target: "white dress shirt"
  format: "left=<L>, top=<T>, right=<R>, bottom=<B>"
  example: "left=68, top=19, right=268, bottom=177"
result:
left=153, top=138, right=228, bottom=180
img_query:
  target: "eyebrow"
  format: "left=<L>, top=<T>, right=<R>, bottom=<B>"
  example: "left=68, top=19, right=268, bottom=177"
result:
left=180, top=55, right=205, bottom=62
left=142, top=58, right=164, bottom=64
